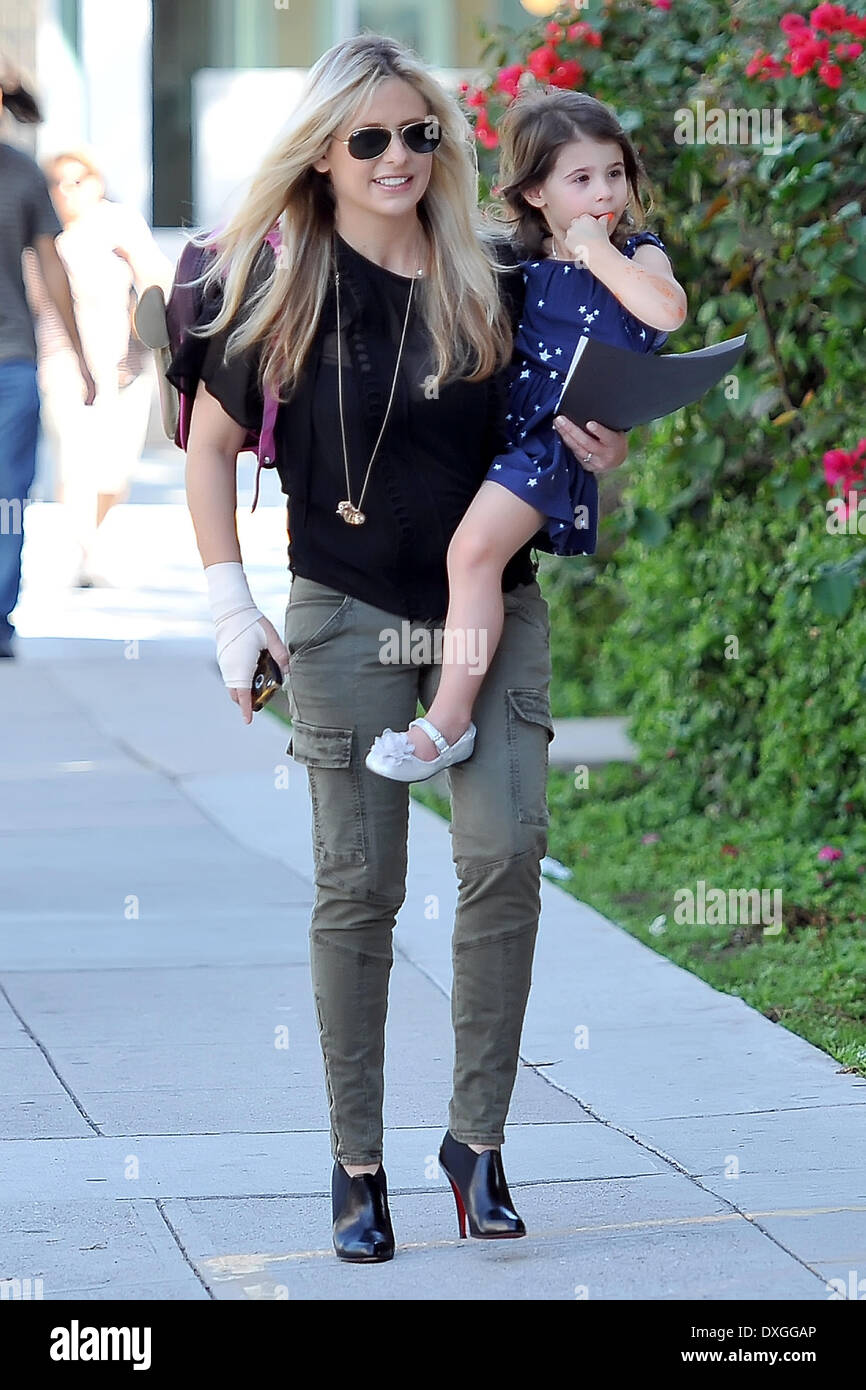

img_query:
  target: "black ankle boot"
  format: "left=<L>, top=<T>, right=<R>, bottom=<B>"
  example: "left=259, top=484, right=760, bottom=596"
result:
left=331, top=1161, right=395, bottom=1262
left=438, top=1131, right=526, bottom=1239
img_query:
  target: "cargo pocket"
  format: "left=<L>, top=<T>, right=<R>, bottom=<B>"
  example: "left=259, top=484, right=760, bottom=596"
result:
left=286, top=719, right=366, bottom=864
left=506, top=688, right=555, bottom=828
left=284, top=590, right=352, bottom=660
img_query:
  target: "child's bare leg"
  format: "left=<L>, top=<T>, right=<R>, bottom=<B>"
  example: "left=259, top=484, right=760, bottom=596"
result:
left=407, top=481, right=545, bottom=759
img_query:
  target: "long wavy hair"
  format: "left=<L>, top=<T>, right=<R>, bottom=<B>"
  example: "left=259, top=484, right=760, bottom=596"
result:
left=186, top=33, right=515, bottom=402
left=495, top=89, right=652, bottom=258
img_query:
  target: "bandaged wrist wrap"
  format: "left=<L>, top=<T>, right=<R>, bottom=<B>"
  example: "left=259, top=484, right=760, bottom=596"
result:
left=205, top=561, right=266, bottom=690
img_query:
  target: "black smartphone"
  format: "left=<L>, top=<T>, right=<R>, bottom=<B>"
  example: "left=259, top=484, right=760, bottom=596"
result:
left=251, top=649, right=284, bottom=712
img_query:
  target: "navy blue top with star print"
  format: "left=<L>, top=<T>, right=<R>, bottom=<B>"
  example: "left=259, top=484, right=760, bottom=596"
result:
left=486, top=230, right=671, bottom=558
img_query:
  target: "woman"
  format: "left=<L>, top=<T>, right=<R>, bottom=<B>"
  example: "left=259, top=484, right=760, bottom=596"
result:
left=27, top=148, right=173, bottom=586
left=0, top=60, right=94, bottom=656
left=170, top=33, right=628, bottom=1262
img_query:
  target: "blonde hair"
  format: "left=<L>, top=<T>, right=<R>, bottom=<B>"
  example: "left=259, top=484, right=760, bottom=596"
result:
left=186, top=32, right=514, bottom=402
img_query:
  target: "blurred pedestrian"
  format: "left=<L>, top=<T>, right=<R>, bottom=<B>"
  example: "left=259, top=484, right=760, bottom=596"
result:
left=27, top=148, right=173, bottom=586
left=0, top=58, right=94, bottom=657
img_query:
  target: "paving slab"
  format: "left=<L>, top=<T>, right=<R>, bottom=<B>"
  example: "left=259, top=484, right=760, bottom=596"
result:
left=1, top=470, right=863, bottom=1300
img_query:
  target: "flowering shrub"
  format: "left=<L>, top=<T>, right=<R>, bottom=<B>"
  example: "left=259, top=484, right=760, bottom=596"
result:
left=461, top=0, right=866, bottom=829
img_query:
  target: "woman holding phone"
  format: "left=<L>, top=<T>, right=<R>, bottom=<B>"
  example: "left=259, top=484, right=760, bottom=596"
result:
left=170, top=32, right=629, bottom=1262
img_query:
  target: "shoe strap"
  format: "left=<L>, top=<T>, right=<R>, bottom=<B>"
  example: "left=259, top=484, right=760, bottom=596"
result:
left=409, top=716, right=449, bottom=754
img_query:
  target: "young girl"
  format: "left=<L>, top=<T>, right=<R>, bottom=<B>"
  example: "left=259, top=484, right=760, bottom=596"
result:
left=366, top=90, right=687, bottom=781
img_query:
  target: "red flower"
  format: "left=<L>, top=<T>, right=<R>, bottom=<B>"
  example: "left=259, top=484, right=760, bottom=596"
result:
left=780, top=12, right=809, bottom=33
left=721, top=844, right=740, bottom=857
left=810, top=3, right=850, bottom=32
left=474, top=113, right=498, bottom=150
left=819, top=59, right=844, bottom=85
left=464, top=87, right=488, bottom=110
left=548, top=59, right=585, bottom=89
left=527, top=44, right=559, bottom=78
left=568, top=21, right=603, bottom=47
left=651, top=0, right=672, bottom=9
left=823, top=448, right=853, bottom=484
left=545, top=21, right=564, bottom=41
left=494, top=63, right=525, bottom=99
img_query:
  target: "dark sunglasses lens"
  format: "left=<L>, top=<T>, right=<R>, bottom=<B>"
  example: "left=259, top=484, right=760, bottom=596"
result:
left=347, top=127, right=391, bottom=160
left=402, top=119, right=441, bottom=153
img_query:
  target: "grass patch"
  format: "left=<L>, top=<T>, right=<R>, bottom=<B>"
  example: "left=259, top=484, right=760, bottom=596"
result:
left=414, top=766, right=866, bottom=1077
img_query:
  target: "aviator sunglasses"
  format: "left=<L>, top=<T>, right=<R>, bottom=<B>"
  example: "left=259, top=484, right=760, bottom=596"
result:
left=334, top=116, right=442, bottom=161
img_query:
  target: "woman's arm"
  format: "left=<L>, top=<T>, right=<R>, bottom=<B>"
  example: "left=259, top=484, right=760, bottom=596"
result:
left=32, top=234, right=97, bottom=403
left=185, top=380, right=248, bottom=565
left=186, top=380, right=290, bottom=722
left=565, top=215, right=687, bottom=333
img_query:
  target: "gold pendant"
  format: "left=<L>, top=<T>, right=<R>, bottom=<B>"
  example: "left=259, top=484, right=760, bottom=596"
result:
left=337, top=500, right=366, bottom=525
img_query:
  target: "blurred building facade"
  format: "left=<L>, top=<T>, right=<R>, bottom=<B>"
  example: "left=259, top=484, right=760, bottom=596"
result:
left=1, top=0, right=534, bottom=230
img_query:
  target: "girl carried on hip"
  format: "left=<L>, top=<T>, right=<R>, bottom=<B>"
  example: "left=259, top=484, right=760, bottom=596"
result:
left=365, top=89, right=687, bottom=783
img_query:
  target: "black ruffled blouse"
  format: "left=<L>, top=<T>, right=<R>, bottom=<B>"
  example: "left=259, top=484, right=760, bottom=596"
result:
left=168, top=229, right=535, bottom=621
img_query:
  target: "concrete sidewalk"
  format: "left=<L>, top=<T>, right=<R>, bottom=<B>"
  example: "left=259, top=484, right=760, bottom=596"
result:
left=1, top=458, right=864, bottom=1301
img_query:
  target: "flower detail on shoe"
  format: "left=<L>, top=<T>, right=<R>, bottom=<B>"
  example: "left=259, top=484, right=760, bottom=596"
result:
left=368, top=727, right=416, bottom=766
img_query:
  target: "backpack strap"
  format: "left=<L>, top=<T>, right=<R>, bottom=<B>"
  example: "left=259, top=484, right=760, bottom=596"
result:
left=251, top=384, right=279, bottom=513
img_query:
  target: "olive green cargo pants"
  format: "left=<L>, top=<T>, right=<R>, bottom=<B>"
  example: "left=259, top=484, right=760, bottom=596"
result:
left=284, top=574, right=553, bottom=1165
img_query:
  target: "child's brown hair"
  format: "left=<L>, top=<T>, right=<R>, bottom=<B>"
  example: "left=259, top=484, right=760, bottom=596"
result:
left=496, top=89, right=652, bottom=256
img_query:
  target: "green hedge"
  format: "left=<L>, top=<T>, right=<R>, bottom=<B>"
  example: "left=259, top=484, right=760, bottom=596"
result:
left=463, top=0, right=866, bottom=835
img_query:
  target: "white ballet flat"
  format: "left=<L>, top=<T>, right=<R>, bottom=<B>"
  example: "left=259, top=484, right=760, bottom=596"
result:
left=365, top=715, right=477, bottom=783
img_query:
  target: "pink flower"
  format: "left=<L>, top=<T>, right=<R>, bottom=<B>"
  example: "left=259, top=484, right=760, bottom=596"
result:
left=568, top=21, right=603, bottom=47
left=819, top=59, right=844, bottom=85
left=780, top=12, right=809, bottom=34
left=810, top=2, right=850, bottom=32
left=641, top=833, right=660, bottom=844
left=464, top=87, right=488, bottom=110
left=494, top=64, right=525, bottom=99
left=527, top=45, right=559, bottom=79
left=651, top=0, right=672, bottom=9
left=548, top=59, right=585, bottom=89
left=823, top=447, right=853, bottom=484
left=474, top=112, right=498, bottom=150
left=817, top=845, right=844, bottom=861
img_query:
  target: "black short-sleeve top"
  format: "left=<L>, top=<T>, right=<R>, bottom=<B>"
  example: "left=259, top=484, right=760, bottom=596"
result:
left=169, top=230, right=534, bottom=621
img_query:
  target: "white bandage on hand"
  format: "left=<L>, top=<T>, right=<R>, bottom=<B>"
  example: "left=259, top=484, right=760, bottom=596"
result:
left=205, top=561, right=268, bottom=690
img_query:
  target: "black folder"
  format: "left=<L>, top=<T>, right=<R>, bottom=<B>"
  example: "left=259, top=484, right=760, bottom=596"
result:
left=555, top=333, right=748, bottom=430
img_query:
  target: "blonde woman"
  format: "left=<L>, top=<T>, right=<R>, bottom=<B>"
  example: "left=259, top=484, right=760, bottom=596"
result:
left=169, top=33, right=629, bottom=1263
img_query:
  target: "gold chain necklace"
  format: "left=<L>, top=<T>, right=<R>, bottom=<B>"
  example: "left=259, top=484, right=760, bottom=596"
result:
left=334, top=241, right=423, bottom=525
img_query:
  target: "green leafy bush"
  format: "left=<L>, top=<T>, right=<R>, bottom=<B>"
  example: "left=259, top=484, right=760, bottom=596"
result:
left=462, top=0, right=866, bottom=832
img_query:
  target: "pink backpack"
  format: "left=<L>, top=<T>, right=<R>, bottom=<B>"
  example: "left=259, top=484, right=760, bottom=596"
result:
left=166, top=225, right=281, bottom=512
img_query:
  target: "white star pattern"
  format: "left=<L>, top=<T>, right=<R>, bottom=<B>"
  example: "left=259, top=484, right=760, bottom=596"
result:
left=534, top=404, right=541, bottom=411
left=563, top=266, right=571, bottom=275
left=520, top=369, right=530, bottom=379
left=639, top=329, right=646, bottom=340
left=493, top=463, right=502, bottom=469
left=527, top=478, right=537, bottom=487
left=537, top=299, right=545, bottom=308
left=555, top=347, right=562, bottom=355
left=549, top=370, right=558, bottom=379
left=520, top=430, right=527, bottom=438
left=539, top=348, right=551, bottom=362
